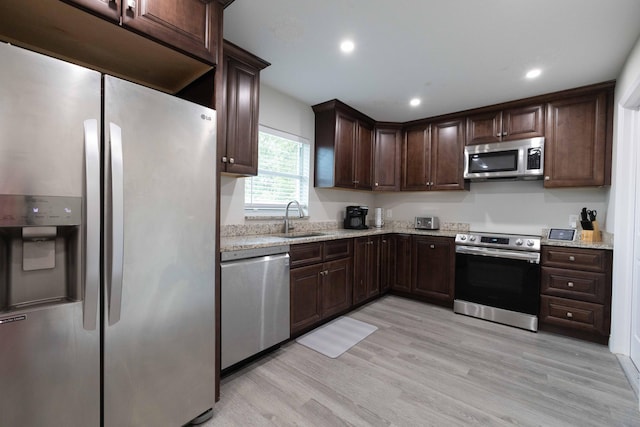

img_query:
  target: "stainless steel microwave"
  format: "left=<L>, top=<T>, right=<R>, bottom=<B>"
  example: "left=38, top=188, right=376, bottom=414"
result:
left=463, top=137, right=544, bottom=181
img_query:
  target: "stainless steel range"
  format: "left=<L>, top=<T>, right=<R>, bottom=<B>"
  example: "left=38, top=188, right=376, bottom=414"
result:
left=454, top=232, right=541, bottom=331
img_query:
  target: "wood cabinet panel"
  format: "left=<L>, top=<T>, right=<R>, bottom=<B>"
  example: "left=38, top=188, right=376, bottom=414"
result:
left=289, top=242, right=323, bottom=268
left=411, top=236, right=455, bottom=305
left=353, top=236, right=380, bottom=305
left=390, top=234, right=412, bottom=293
left=290, top=264, right=322, bottom=335
left=123, top=0, right=216, bottom=63
left=503, top=105, right=544, bottom=141
left=541, top=246, right=609, bottom=273
left=540, top=295, right=607, bottom=336
left=335, top=113, right=358, bottom=188
left=355, top=122, right=374, bottom=190
left=430, top=119, right=466, bottom=191
left=221, top=41, right=269, bottom=176
left=544, top=91, right=611, bottom=187
left=373, top=126, right=401, bottom=191
left=541, top=267, right=607, bottom=304
left=379, top=236, right=391, bottom=293
left=466, top=110, right=501, bottom=145
left=539, top=245, right=612, bottom=344
left=322, top=258, right=352, bottom=318
left=324, top=239, right=352, bottom=261
left=402, top=126, right=430, bottom=190
left=466, top=105, right=543, bottom=145
left=402, top=119, right=466, bottom=192
left=67, top=0, right=219, bottom=64
left=290, top=239, right=353, bottom=336
left=312, top=100, right=375, bottom=189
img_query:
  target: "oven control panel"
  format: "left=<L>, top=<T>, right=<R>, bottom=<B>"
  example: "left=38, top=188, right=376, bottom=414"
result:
left=455, top=233, right=540, bottom=251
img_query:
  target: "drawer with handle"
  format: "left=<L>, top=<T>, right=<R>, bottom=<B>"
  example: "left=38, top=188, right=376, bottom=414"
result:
left=541, top=267, right=607, bottom=304
left=541, top=246, right=610, bottom=272
left=540, top=295, right=606, bottom=335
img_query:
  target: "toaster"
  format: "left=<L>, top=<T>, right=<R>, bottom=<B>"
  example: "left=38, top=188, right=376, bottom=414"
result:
left=415, top=216, right=439, bottom=230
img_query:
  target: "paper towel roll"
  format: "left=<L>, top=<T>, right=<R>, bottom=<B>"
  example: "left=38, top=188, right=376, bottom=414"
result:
left=374, top=208, right=384, bottom=228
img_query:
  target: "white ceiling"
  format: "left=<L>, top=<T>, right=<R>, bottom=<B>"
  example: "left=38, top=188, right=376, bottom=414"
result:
left=224, top=0, right=640, bottom=123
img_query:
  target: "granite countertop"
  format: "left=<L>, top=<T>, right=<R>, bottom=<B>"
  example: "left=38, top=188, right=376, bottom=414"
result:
left=540, top=235, right=613, bottom=250
left=221, top=226, right=613, bottom=252
left=220, top=227, right=459, bottom=252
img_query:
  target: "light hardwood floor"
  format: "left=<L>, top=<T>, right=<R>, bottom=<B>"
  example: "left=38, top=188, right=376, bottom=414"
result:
left=204, top=295, right=640, bottom=426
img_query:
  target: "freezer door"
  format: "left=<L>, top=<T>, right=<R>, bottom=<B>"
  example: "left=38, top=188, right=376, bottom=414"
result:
left=103, top=76, right=217, bottom=427
left=0, top=43, right=101, bottom=426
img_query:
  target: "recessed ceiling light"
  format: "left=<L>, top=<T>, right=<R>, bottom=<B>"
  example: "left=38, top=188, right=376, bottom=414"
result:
left=409, top=98, right=421, bottom=107
left=340, top=40, right=355, bottom=53
left=526, top=68, right=542, bottom=79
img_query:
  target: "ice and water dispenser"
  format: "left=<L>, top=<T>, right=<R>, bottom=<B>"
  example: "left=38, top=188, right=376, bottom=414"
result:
left=0, top=195, right=83, bottom=313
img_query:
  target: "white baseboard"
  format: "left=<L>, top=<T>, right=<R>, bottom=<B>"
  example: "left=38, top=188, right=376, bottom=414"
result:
left=617, top=354, right=640, bottom=409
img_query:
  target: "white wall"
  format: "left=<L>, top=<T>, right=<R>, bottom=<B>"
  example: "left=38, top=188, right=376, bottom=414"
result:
left=377, top=183, right=607, bottom=235
left=608, top=34, right=640, bottom=354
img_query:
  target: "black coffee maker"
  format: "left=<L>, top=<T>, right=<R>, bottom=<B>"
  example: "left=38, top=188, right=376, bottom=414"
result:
left=344, top=206, right=369, bottom=229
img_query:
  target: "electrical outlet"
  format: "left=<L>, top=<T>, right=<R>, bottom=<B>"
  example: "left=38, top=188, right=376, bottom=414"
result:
left=569, top=214, right=578, bottom=228
left=386, top=209, right=393, bottom=219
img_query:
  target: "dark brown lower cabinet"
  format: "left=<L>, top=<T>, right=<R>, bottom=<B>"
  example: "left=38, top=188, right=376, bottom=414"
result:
left=289, top=240, right=353, bottom=336
left=353, top=236, right=380, bottom=305
left=539, top=245, right=612, bottom=344
left=390, top=234, right=412, bottom=293
left=379, top=236, right=391, bottom=293
left=290, top=264, right=323, bottom=334
left=322, top=258, right=352, bottom=318
left=411, top=236, right=455, bottom=306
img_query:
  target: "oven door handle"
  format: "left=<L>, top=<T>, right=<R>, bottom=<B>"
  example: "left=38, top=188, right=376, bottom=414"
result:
left=456, top=245, right=540, bottom=264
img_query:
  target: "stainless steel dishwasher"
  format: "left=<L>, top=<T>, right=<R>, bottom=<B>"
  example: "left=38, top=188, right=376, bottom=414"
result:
left=220, top=245, right=290, bottom=370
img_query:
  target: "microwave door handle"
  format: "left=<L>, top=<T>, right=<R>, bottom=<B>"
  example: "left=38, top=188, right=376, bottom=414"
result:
left=107, top=122, right=124, bottom=326
left=83, top=119, right=100, bottom=331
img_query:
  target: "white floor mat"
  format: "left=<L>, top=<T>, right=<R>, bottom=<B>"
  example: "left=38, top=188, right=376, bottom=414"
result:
left=296, top=316, right=378, bottom=358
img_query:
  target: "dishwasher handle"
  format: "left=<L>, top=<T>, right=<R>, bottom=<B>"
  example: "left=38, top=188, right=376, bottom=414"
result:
left=221, top=245, right=290, bottom=262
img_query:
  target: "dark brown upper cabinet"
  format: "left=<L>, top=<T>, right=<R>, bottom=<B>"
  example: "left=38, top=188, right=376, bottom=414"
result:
left=313, top=100, right=375, bottom=190
left=373, top=125, right=402, bottom=191
left=64, top=0, right=223, bottom=64
left=219, top=40, right=270, bottom=176
left=466, top=104, right=544, bottom=145
left=402, top=118, right=468, bottom=191
left=543, top=89, right=612, bottom=187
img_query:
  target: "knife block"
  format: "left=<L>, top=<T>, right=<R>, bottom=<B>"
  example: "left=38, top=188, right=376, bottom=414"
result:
left=580, top=220, right=602, bottom=243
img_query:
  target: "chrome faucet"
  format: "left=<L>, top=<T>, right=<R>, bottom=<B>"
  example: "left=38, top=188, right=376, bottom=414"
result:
left=284, top=200, right=303, bottom=233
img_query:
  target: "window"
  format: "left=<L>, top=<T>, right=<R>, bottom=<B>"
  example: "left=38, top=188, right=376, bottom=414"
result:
left=244, top=126, right=310, bottom=216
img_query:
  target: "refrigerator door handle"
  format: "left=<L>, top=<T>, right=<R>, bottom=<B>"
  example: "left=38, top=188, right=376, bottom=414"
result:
left=83, top=119, right=100, bottom=330
left=108, top=122, right=125, bottom=325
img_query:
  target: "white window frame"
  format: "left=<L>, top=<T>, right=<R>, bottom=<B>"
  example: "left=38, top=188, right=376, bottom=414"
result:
left=244, top=125, right=310, bottom=217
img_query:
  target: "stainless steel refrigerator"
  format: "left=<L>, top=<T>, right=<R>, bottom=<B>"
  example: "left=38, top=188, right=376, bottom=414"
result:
left=0, top=42, right=216, bottom=427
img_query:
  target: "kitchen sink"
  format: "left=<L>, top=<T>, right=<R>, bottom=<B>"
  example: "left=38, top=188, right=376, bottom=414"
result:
left=280, top=232, right=325, bottom=239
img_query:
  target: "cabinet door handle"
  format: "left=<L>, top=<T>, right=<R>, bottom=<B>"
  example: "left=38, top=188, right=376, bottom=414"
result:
left=127, top=0, right=136, bottom=10
left=430, top=244, right=435, bottom=249
left=568, top=256, right=575, bottom=261
left=375, top=182, right=379, bottom=187
left=229, top=157, right=235, bottom=164
left=222, top=156, right=228, bottom=163
left=566, top=312, right=573, bottom=318
left=544, top=176, right=550, bottom=181
left=567, top=282, right=574, bottom=288
left=502, top=131, right=508, bottom=137
left=496, top=133, right=501, bottom=137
